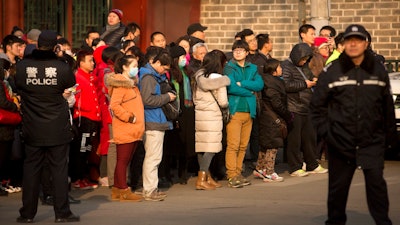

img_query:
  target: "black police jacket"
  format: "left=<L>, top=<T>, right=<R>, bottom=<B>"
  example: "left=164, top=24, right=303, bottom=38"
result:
left=15, top=49, right=76, bottom=146
left=310, top=50, right=396, bottom=169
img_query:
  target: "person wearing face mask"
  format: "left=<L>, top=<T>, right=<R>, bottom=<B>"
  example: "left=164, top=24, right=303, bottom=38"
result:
left=159, top=45, right=195, bottom=187
left=105, top=55, right=144, bottom=202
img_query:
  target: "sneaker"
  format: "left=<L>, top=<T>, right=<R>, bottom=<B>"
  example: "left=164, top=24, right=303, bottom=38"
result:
left=73, top=180, right=90, bottom=190
left=98, top=177, right=109, bottom=187
left=0, top=186, right=8, bottom=196
left=253, top=169, right=267, bottom=179
left=134, top=187, right=143, bottom=195
left=309, top=164, right=328, bottom=174
left=227, top=176, right=243, bottom=188
left=238, top=175, right=251, bottom=186
left=264, top=172, right=284, bottom=182
left=13, top=186, right=22, bottom=192
left=144, top=189, right=166, bottom=201
left=5, top=185, right=21, bottom=193
left=290, top=169, right=309, bottom=177
left=82, top=179, right=98, bottom=189
left=73, top=179, right=98, bottom=190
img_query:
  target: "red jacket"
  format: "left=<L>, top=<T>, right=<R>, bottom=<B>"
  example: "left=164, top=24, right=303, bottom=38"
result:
left=73, top=68, right=101, bottom=121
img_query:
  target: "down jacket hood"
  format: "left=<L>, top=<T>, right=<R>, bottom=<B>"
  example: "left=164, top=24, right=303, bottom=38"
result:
left=289, top=43, right=313, bottom=66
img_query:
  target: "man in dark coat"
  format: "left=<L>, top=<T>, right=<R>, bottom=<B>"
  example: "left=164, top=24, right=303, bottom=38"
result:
left=310, top=24, right=395, bottom=225
left=15, top=30, right=79, bottom=223
left=282, top=43, right=327, bottom=177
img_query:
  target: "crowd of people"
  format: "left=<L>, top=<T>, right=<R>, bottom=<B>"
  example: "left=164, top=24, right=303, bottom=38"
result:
left=0, top=8, right=395, bottom=225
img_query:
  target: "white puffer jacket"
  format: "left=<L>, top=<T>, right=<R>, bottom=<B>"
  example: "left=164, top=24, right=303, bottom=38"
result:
left=193, top=70, right=230, bottom=153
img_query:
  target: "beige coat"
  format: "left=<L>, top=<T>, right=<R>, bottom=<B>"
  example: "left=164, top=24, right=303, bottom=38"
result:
left=193, top=70, right=230, bottom=153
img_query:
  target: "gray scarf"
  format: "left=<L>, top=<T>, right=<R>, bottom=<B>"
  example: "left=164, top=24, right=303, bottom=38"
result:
left=101, top=23, right=120, bottom=39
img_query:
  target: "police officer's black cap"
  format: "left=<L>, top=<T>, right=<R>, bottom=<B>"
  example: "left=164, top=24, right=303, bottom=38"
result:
left=38, top=30, right=58, bottom=48
left=343, top=24, right=368, bottom=41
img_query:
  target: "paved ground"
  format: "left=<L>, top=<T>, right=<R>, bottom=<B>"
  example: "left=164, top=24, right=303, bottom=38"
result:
left=1, top=161, right=399, bottom=225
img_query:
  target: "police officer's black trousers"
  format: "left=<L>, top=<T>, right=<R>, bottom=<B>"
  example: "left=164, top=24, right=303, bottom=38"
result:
left=19, top=143, right=72, bottom=219
left=326, top=150, right=392, bottom=225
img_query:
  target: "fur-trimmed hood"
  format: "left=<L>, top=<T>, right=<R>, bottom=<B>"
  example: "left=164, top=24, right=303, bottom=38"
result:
left=105, top=72, right=135, bottom=88
left=105, top=72, right=136, bottom=96
left=338, top=49, right=375, bottom=74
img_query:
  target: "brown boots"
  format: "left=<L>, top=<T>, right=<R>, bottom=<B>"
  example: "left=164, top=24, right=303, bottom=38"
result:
left=196, top=171, right=216, bottom=190
left=207, top=172, right=222, bottom=188
left=111, top=187, right=120, bottom=201
left=111, top=187, right=142, bottom=202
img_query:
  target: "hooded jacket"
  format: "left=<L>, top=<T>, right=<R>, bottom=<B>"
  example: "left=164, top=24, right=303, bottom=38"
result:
left=139, top=63, right=172, bottom=131
left=310, top=50, right=396, bottom=169
left=15, top=50, right=75, bottom=146
left=223, top=59, right=264, bottom=119
left=281, top=43, right=314, bottom=115
left=105, top=73, right=144, bottom=144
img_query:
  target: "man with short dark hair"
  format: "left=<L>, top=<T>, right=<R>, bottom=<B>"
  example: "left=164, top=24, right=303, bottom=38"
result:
left=224, top=40, right=263, bottom=188
left=299, top=24, right=316, bottom=47
left=187, top=23, right=207, bottom=49
left=2, top=35, right=25, bottom=64
left=81, top=29, right=100, bottom=50
left=15, top=30, right=79, bottom=223
left=310, top=24, right=394, bottom=225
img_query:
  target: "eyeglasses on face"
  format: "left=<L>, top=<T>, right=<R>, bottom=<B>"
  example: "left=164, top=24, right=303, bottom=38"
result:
left=233, top=49, right=246, bottom=54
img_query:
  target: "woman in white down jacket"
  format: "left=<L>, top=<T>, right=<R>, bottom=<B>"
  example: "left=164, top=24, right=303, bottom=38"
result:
left=192, top=50, right=230, bottom=190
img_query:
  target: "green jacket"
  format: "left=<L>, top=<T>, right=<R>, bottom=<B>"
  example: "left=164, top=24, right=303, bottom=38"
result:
left=224, top=59, right=264, bottom=118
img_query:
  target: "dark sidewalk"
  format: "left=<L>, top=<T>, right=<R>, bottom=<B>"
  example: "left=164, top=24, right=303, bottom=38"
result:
left=1, top=161, right=399, bottom=225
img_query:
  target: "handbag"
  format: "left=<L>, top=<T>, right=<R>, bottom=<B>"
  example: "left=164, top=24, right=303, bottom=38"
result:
left=0, top=83, right=21, bottom=125
left=210, top=91, right=231, bottom=124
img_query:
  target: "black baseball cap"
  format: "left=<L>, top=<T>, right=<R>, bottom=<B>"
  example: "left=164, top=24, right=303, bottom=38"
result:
left=187, top=23, right=207, bottom=36
left=343, top=24, right=368, bottom=41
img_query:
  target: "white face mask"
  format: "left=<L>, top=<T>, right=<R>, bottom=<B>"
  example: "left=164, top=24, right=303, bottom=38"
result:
left=128, top=67, right=139, bottom=78
left=65, top=50, right=73, bottom=56
left=178, top=58, right=187, bottom=68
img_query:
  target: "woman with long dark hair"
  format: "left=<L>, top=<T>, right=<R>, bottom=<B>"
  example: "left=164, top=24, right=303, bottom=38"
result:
left=192, top=50, right=230, bottom=190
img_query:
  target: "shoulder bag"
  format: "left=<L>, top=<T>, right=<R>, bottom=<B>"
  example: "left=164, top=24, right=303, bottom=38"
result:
left=209, top=91, right=231, bottom=125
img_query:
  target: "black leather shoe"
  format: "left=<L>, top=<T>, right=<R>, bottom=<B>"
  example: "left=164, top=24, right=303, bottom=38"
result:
left=68, top=195, right=81, bottom=204
left=42, top=195, right=81, bottom=205
left=55, top=213, right=80, bottom=223
left=42, top=196, right=54, bottom=205
left=16, top=216, right=34, bottom=223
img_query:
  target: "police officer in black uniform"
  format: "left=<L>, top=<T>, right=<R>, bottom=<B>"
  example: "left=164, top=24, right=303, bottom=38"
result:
left=15, top=30, right=79, bottom=223
left=310, top=24, right=395, bottom=225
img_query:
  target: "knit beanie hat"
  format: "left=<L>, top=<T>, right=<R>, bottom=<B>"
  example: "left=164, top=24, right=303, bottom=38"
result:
left=109, top=9, right=123, bottom=20
left=27, top=29, right=41, bottom=42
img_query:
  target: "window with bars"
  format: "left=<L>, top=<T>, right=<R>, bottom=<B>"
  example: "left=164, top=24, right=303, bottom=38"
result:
left=24, top=0, right=109, bottom=49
